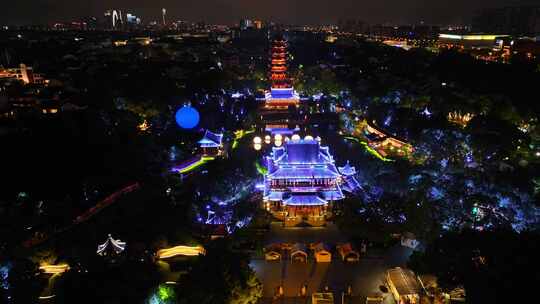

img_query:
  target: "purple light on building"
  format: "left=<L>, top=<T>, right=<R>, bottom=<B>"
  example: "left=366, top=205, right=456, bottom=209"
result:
left=261, top=138, right=358, bottom=223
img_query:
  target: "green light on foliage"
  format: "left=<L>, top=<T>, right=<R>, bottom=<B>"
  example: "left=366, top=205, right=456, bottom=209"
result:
left=232, top=128, right=255, bottom=150
left=158, top=284, right=175, bottom=301
left=344, top=136, right=394, bottom=162
left=148, top=284, right=176, bottom=304
left=255, top=161, right=268, bottom=175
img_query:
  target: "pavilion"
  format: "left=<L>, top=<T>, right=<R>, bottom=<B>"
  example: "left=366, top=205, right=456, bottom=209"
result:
left=363, top=121, right=414, bottom=157
left=290, top=243, right=308, bottom=262
left=313, top=243, right=332, bottom=263
left=264, top=243, right=282, bottom=261
left=337, top=243, right=360, bottom=262
left=198, top=130, right=223, bottom=156
left=97, top=234, right=126, bottom=256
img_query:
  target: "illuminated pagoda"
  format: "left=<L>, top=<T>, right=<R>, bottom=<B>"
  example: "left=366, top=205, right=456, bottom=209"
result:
left=262, top=137, right=354, bottom=226
left=264, top=34, right=300, bottom=110
left=198, top=130, right=223, bottom=156
left=97, top=234, right=126, bottom=256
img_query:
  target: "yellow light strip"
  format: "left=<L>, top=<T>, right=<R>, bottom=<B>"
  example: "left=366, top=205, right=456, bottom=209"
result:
left=178, top=156, right=215, bottom=174
left=439, top=34, right=509, bottom=40
left=39, top=295, right=57, bottom=300
left=157, top=245, right=206, bottom=259
left=39, top=264, right=70, bottom=274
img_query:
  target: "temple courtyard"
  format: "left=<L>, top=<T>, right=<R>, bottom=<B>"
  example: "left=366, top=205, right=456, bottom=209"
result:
left=251, top=222, right=413, bottom=303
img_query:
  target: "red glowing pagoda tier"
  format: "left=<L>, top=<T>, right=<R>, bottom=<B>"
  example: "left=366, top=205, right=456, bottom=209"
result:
left=270, top=38, right=289, bottom=89
left=265, top=34, right=299, bottom=110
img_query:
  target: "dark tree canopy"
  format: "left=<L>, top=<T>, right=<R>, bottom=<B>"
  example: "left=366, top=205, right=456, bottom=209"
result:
left=408, top=229, right=540, bottom=304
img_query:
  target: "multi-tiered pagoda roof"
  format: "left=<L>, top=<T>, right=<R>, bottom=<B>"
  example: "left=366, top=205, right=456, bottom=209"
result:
left=263, top=139, right=347, bottom=206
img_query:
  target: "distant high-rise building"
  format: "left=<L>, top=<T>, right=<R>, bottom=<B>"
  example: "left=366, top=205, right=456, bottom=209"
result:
left=124, top=13, right=141, bottom=29
left=162, top=8, right=167, bottom=25
left=104, top=10, right=123, bottom=29
left=0, top=64, right=46, bottom=85
left=253, top=20, right=263, bottom=29
left=104, top=10, right=112, bottom=28
left=126, top=13, right=141, bottom=25
left=473, top=6, right=540, bottom=35
left=240, top=19, right=253, bottom=30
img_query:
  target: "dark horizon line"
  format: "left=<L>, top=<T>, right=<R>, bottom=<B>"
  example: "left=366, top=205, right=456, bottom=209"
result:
left=2, top=18, right=473, bottom=28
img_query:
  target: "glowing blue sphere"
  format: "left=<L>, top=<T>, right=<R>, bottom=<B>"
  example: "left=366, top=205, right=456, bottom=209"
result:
left=175, top=106, right=200, bottom=129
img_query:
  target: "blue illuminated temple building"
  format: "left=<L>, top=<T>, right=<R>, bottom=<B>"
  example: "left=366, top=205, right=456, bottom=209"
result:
left=263, top=137, right=356, bottom=226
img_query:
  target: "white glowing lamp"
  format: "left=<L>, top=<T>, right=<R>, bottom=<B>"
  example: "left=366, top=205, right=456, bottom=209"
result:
left=253, top=136, right=262, bottom=144
left=305, top=135, right=314, bottom=141
left=274, top=134, right=283, bottom=141
left=291, top=134, right=301, bottom=141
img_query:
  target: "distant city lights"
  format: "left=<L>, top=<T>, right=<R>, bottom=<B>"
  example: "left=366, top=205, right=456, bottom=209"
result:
left=439, top=34, right=510, bottom=41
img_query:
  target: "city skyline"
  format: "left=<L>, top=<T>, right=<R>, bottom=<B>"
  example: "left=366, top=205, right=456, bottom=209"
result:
left=3, top=0, right=539, bottom=26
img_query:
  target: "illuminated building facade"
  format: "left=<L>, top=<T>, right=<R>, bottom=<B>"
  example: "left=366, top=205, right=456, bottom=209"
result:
left=438, top=33, right=510, bottom=49
left=363, top=121, right=414, bottom=157
left=162, top=8, right=167, bottom=25
left=240, top=19, right=253, bottom=30
left=104, top=10, right=123, bottom=29
left=263, top=137, right=353, bottom=226
left=264, top=34, right=300, bottom=110
left=198, top=130, right=223, bottom=156
left=253, top=20, right=263, bottom=29
left=0, top=64, right=46, bottom=85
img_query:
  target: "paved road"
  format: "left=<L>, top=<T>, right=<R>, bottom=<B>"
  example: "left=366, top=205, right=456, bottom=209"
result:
left=264, top=222, right=347, bottom=244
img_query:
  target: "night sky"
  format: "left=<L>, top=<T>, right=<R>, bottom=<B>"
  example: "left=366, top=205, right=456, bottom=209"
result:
left=4, top=0, right=539, bottom=25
